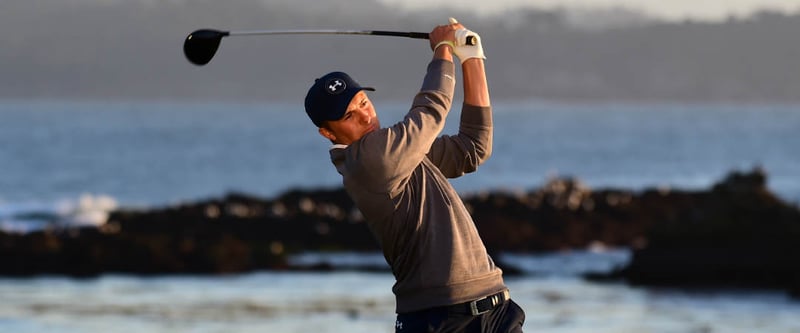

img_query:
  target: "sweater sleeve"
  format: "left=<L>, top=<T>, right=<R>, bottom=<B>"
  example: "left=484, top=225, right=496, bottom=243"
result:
left=346, top=59, right=457, bottom=194
left=426, top=103, right=493, bottom=178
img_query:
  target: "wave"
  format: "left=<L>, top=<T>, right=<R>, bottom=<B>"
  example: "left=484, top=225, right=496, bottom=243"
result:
left=0, top=194, right=118, bottom=234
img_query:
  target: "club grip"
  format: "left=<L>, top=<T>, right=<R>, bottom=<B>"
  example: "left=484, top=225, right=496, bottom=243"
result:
left=424, top=33, right=477, bottom=45
left=465, top=35, right=477, bottom=46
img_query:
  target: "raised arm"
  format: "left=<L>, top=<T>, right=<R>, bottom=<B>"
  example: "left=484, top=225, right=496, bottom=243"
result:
left=428, top=22, right=493, bottom=178
left=339, top=23, right=460, bottom=193
left=432, top=19, right=489, bottom=107
left=462, top=58, right=490, bottom=107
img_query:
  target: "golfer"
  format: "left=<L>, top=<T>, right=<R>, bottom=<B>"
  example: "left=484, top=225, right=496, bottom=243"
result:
left=304, top=19, right=525, bottom=333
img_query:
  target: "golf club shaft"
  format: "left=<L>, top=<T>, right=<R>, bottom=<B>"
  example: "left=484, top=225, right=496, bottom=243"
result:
left=226, top=29, right=430, bottom=40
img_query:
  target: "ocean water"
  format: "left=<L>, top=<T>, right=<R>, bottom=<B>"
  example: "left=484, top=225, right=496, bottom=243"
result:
left=1, top=99, right=799, bottom=230
left=1, top=252, right=799, bottom=333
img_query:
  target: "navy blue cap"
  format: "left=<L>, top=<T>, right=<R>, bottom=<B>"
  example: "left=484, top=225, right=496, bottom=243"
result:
left=305, top=71, right=375, bottom=127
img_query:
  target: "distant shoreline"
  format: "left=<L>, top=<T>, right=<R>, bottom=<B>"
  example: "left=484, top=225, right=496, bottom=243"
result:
left=3, top=2, right=800, bottom=103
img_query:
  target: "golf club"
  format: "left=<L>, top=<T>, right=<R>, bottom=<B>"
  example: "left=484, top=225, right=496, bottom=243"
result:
left=183, top=28, right=476, bottom=66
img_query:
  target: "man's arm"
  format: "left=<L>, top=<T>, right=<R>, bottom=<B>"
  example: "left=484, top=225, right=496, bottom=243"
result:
left=342, top=24, right=460, bottom=194
left=427, top=24, right=493, bottom=178
left=462, top=58, right=490, bottom=107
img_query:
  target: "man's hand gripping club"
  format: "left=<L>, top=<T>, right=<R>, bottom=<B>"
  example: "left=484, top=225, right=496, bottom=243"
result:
left=430, top=18, right=485, bottom=61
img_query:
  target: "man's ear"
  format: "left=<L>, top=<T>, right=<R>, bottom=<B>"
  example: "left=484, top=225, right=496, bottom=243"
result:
left=319, top=127, right=336, bottom=141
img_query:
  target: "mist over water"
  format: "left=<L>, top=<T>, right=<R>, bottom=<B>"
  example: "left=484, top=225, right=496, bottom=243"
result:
left=2, top=0, right=800, bottom=103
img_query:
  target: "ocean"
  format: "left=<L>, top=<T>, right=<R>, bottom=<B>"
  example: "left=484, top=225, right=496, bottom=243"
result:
left=1, top=253, right=800, bottom=333
left=2, top=100, right=799, bottom=209
left=1, top=99, right=799, bottom=332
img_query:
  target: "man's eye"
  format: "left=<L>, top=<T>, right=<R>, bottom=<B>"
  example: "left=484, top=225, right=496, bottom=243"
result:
left=361, top=100, right=368, bottom=107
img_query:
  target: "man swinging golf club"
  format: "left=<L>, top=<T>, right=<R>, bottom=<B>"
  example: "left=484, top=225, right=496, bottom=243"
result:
left=304, top=18, right=526, bottom=333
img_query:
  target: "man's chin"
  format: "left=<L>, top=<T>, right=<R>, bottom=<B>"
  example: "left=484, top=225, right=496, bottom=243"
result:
left=365, top=124, right=379, bottom=135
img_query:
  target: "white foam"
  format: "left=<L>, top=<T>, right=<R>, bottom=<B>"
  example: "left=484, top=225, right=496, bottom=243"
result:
left=0, top=194, right=118, bottom=233
left=55, top=194, right=118, bottom=228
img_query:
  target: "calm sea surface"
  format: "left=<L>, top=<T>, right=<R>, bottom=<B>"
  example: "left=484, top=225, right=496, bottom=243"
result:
left=1, top=100, right=798, bottom=207
left=1, top=100, right=799, bottom=332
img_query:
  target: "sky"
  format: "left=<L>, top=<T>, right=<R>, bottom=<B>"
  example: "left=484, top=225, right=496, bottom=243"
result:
left=379, top=0, right=800, bottom=21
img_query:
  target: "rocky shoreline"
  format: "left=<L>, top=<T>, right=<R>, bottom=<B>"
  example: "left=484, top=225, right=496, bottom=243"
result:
left=1, top=168, right=798, bottom=297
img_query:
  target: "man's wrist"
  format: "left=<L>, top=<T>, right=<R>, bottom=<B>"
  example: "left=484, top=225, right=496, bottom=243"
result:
left=433, top=42, right=454, bottom=62
left=434, top=41, right=455, bottom=52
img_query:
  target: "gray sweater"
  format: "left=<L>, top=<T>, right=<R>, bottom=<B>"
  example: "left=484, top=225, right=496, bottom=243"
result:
left=329, top=59, right=506, bottom=313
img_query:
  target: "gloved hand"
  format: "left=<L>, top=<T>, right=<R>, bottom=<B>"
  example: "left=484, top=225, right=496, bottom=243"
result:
left=449, top=18, right=486, bottom=61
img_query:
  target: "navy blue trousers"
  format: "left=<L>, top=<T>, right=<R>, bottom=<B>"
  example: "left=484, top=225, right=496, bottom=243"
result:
left=394, top=299, right=525, bottom=333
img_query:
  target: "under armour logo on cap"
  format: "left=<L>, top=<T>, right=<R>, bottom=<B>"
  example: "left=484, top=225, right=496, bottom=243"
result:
left=326, top=78, right=346, bottom=95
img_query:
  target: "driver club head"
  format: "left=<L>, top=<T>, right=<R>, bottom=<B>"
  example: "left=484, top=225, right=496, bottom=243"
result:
left=183, top=29, right=228, bottom=66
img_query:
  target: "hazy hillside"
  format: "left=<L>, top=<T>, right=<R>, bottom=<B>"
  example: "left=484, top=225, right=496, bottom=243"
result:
left=1, top=0, right=799, bottom=103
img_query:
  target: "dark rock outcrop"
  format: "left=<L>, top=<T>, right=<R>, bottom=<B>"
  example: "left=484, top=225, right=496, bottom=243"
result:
left=1, top=168, right=798, bottom=297
left=596, top=168, right=800, bottom=295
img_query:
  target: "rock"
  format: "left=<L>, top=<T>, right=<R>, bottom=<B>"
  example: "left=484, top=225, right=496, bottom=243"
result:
left=593, top=167, right=800, bottom=296
left=1, top=167, right=798, bottom=298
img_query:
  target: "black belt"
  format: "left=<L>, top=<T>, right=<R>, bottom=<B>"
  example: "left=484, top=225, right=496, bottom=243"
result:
left=449, top=290, right=510, bottom=316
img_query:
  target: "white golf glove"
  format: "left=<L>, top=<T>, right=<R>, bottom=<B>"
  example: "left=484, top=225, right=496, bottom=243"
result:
left=453, top=28, right=485, bottom=61
left=442, top=18, right=485, bottom=61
